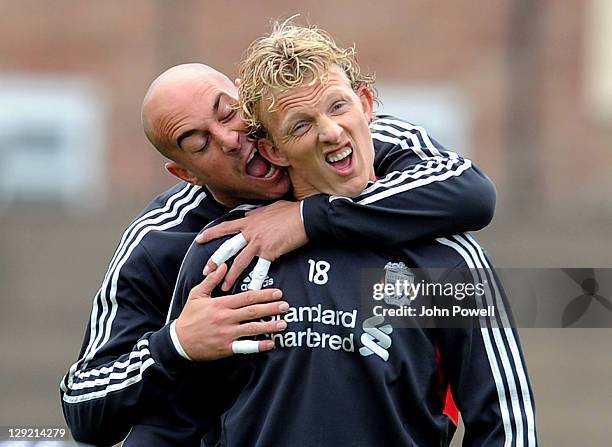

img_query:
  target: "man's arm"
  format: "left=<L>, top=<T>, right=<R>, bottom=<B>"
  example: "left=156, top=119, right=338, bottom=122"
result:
left=123, top=229, right=282, bottom=446
left=60, top=244, right=192, bottom=446
left=61, top=212, right=287, bottom=445
left=198, top=118, right=496, bottom=288
left=302, top=153, right=493, bottom=245
left=435, top=234, right=537, bottom=446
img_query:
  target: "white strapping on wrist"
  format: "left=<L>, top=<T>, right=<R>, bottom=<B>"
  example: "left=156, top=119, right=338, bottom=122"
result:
left=169, top=320, right=193, bottom=361
left=299, top=200, right=305, bottom=224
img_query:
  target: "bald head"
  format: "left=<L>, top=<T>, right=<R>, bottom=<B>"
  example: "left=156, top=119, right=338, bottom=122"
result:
left=141, top=63, right=236, bottom=159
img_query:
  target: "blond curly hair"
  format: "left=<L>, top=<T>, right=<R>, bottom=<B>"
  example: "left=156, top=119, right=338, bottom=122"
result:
left=238, top=17, right=376, bottom=137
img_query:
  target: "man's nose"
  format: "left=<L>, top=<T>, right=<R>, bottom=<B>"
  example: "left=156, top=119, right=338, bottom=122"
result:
left=318, top=116, right=343, bottom=144
left=217, top=127, right=241, bottom=154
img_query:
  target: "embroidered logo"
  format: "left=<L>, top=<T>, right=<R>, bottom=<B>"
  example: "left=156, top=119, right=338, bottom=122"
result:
left=359, top=315, right=393, bottom=361
left=383, top=262, right=417, bottom=308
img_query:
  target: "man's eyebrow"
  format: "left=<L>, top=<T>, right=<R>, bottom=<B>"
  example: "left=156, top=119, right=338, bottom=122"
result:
left=278, top=87, right=344, bottom=134
left=212, top=92, right=222, bottom=115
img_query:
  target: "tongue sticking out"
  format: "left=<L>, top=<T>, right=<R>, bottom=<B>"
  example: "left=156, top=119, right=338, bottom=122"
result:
left=246, top=152, right=271, bottom=177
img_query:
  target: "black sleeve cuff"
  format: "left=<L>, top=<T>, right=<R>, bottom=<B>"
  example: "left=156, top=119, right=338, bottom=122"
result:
left=147, top=323, right=193, bottom=377
left=301, top=194, right=335, bottom=242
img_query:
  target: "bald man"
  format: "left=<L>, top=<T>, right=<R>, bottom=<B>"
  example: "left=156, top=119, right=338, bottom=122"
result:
left=61, top=63, right=496, bottom=446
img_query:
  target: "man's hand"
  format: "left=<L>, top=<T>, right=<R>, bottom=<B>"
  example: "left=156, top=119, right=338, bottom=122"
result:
left=196, top=201, right=308, bottom=291
left=175, top=264, right=289, bottom=361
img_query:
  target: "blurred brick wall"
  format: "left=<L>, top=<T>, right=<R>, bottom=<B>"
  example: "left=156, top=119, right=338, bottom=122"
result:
left=2, top=1, right=162, bottom=201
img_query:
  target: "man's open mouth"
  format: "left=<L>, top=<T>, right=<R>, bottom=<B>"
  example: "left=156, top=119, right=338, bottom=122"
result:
left=325, top=145, right=353, bottom=174
left=246, top=149, right=278, bottom=179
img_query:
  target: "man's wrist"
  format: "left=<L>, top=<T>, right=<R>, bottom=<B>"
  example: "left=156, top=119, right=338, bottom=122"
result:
left=169, top=320, right=193, bottom=361
left=147, top=323, right=193, bottom=374
left=299, top=200, right=305, bottom=224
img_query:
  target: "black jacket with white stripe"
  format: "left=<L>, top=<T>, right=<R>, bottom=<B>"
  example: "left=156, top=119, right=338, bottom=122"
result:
left=60, top=116, right=497, bottom=446
left=128, top=222, right=536, bottom=446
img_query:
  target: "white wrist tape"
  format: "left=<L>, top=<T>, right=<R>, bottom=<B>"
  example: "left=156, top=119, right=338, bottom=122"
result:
left=169, top=320, right=193, bottom=361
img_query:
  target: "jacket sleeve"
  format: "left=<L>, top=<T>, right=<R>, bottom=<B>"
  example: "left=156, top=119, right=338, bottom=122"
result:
left=122, top=240, right=229, bottom=447
left=60, top=244, right=191, bottom=446
left=301, top=118, right=496, bottom=246
left=435, top=234, right=538, bottom=446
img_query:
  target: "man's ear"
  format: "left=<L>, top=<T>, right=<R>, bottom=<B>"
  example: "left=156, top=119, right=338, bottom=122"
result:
left=234, top=78, right=241, bottom=88
left=357, top=86, right=374, bottom=122
left=164, top=161, right=201, bottom=185
left=258, top=139, right=290, bottom=167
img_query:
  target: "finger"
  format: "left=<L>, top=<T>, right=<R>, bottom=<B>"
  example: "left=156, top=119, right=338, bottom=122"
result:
left=204, top=234, right=247, bottom=275
left=221, top=288, right=283, bottom=309
left=203, top=259, right=218, bottom=276
left=247, top=258, right=272, bottom=291
left=231, top=339, right=277, bottom=354
left=221, top=245, right=259, bottom=291
left=235, top=319, right=287, bottom=338
left=231, top=340, right=260, bottom=354
left=196, top=220, right=244, bottom=244
left=189, top=263, right=228, bottom=300
left=258, top=339, right=276, bottom=352
left=233, top=301, right=290, bottom=323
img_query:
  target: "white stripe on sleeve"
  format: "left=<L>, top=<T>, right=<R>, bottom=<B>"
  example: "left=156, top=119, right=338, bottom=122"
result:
left=62, top=185, right=207, bottom=403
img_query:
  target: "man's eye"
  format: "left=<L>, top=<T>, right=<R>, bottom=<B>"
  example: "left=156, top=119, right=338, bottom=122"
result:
left=196, top=138, right=209, bottom=152
left=331, top=101, right=348, bottom=113
left=222, top=109, right=236, bottom=121
left=292, top=122, right=309, bottom=135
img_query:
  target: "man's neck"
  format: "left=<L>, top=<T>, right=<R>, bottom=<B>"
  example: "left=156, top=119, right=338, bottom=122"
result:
left=290, top=174, right=317, bottom=201
left=291, top=172, right=378, bottom=200
left=207, top=189, right=244, bottom=209
left=208, top=186, right=281, bottom=210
